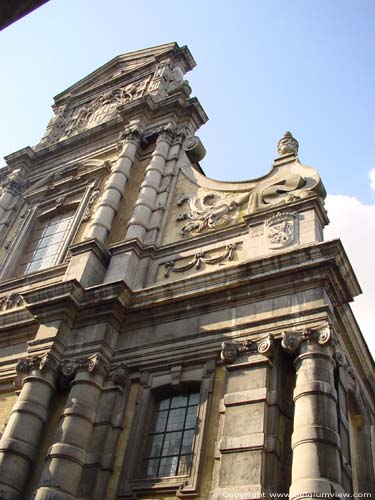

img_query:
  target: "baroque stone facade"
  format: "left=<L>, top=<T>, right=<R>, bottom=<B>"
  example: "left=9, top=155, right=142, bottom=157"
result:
left=0, top=43, right=374, bottom=500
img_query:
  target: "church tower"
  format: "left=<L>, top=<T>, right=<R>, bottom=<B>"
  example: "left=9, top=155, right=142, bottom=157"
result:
left=0, top=43, right=373, bottom=500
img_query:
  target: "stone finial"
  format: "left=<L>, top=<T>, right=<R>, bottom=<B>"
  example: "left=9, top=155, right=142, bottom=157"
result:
left=277, top=131, right=299, bottom=156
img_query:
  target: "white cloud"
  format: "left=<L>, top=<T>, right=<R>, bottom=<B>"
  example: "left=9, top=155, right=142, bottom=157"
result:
left=325, top=192, right=375, bottom=356
left=370, top=168, right=375, bottom=191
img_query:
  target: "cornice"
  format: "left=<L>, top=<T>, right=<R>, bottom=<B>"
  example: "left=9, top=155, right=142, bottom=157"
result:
left=129, top=239, right=360, bottom=311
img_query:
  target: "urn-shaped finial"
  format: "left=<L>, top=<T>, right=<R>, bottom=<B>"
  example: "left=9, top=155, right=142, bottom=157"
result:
left=277, top=131, right=299, bottom=156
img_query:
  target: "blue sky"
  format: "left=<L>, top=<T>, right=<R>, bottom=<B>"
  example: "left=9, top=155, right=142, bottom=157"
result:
left=1, top=0, right=374, bottom=351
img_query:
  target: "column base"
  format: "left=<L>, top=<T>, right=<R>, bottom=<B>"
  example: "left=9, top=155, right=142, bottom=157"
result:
left=33, top=487, right=76, bottom=500
left=290, top=478, right=344, bottom=499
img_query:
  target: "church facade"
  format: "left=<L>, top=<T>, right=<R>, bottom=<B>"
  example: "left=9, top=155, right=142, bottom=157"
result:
left=0, top=43, right=374, bottom=500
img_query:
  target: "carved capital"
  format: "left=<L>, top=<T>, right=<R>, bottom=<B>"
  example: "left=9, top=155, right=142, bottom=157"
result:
left=119, top=126, right=143, bottom=146
left=157, top=124, right=175, bottom=145
left=16, top=353, right=58, bottom=375
left=1, top=168, right=26, bottom=196
left=221, top=342, right=239, bottom=364
left=58, top=353, right=110, bottom=387
left=15, top=352, right=58, bottom=388
left=221, top=336, right=274, bottom=364
left=282, top=325, right=334, bottom=354
left=281, top=331, right=302, bottom=353
left=257, top=335, right=273, bottom=357
left=183, top=136, right=206, bottom=163
left=77, top=352, right=109, bottom=376
left=107, top=363, right=128, bottom=388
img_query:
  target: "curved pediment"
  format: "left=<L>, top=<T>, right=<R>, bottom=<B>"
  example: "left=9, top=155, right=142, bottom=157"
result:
left=162, top=132, right=326, bottom=244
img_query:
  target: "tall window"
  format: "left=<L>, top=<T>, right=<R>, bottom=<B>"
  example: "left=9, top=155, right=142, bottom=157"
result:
left=17, top=211, right=75, bottom=275
left=143, top=391, right=199, bottom=478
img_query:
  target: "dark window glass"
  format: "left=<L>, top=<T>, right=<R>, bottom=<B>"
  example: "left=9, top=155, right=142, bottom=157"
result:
left=143, top=390, right=199, bottom=478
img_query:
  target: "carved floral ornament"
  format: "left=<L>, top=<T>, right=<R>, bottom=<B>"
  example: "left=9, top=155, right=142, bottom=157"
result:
left=15, top=352, right=128, bottom=388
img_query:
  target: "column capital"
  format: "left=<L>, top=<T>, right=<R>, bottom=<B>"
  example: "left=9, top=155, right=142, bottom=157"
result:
left=156, top=123, right=176, bottom=145
left=220, top=335, right=273, bottom=364
left=119, top=125, right=144, bottom=146
left=15, top=352, right=59, bottom=388
left=58, top=352, right=111, bottom=387
left=281, top=324, right=334, bottom=354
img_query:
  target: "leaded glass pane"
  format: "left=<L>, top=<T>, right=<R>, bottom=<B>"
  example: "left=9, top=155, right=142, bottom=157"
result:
left=143, top=390, right=199, bottom=478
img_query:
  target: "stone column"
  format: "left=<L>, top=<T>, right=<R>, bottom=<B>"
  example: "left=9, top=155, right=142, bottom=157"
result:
left=0, top=354, right=57, bottom=500
left=86, top=128, right=142, bottom=243
left=78, top=365, right=128, bottom=500
left=33, top=353, right=109, bottom=500
left=283, top=329, right=343, bottom=499
left=125, top=126, right=174, bottom=242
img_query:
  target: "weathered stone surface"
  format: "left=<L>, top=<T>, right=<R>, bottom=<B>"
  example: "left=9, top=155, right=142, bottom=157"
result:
left=0, top=42, right=373, bottom=500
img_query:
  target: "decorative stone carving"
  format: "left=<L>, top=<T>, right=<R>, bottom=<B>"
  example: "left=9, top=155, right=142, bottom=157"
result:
left=157, top=123, right=176, bottom=145
left=221, top=336, right=273, bottom=364
left=257, top=335, right=273, bottom=357
left=82, top=189, right=101, bottom=222
left=317, top=324, right=333, bottom=345
left=183, top=136, right=206, bottom=163
left=0, top=168, right=26, bottom=196
left=164, top=243, right=237, bottom=278
left=177, top=192, right=249, bottom=237
left=37, top=105, right=68, bottom=149
left=281, top=325, right=334, bottom=354
left=0, top=293, right=24, bottom=312
left=107, top=363, right=128, bottom=388
left=220, top=342, right=239, bottom=364
left=281, top=331, right=302, bottom=352
left=58, top=353, right=110, bottom=387
left=15, top=353, right=58, bottom=387
left=148, top=62, right=185, bottom=98
left=65, top=78, right=151, bottom=138
left=277, top=131, right=299, bottom=156
left=265, top=211, right=296, bottom=249
left=119, top=125, right=143, bottom=145
left=248, top=171, right=321, bottom=214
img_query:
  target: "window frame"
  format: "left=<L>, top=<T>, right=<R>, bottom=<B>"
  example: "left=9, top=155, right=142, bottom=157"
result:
left=117, top=363, right=214, bottom=498
left=0, top=183, right=96, bottom=281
